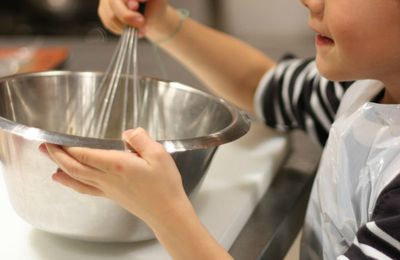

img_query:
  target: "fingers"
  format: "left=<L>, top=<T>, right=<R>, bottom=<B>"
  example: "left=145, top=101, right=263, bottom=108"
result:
left=122, top=128, right=169, bottom=164
left=109, top=0, right=145, bottom=28
left=126, top=0, right=148, bottom=11
left=42, top=144, right=106, bottom=186
left=98, top=0, right=125, bottom=34
left=126, top=0, right=138, bottom=10
left=52, top=170, right=104, bottom=196
left=62, top=146, right=144, bottom=174
left=41, top=128, right=165, bottom=176
left=105, top=12, right=125, bottom=35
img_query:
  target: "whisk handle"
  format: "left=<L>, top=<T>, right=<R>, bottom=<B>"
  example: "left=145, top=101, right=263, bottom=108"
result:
left=138, top=3, right=146, bottom=15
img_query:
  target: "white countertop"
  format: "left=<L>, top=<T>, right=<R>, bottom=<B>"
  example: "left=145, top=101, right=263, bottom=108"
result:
left=0, top=122, right=287, bottom=260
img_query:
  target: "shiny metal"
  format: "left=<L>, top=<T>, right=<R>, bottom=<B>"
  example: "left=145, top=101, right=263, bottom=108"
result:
left=0, top=71, right=250, bottom=242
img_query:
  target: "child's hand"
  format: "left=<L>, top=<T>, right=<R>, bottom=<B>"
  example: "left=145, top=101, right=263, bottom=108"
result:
left=40, top=128, right=188, bottom=224
left=98, top=0, right=168, bottom=37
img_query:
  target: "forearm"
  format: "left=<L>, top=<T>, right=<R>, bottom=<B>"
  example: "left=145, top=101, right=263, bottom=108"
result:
left=147, top=6, right=276, bottom=113
left=144, top=198, right=233, bottom=260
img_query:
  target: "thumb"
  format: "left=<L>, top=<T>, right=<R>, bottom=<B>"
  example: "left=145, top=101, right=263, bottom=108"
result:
left=122, top=128, right=162, bottom=159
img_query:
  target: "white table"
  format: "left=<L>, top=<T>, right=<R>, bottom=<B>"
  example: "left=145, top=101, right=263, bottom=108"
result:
left=0, top=122, right=287, bottom=260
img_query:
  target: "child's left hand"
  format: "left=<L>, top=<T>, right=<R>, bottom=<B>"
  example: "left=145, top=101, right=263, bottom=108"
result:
left=40, top=128, right=189, bottom=225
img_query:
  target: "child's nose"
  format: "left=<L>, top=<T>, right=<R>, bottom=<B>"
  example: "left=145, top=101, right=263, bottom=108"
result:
left=300, top=0, right=324, bottom=16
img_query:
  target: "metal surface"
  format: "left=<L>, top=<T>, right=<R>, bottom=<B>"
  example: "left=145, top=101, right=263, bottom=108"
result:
left=0, top=71, right=250, bottom=242
left=229, top=167, right=314, bottom=260
left=230, top=131, right=321, bottom=259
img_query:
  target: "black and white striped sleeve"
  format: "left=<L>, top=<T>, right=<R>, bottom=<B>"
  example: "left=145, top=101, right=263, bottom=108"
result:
left=338, top=174, right=400, bottom=259
left=254, top=58, right=353, bottom=145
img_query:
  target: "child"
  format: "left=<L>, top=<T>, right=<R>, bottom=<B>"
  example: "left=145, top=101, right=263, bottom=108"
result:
left=41, top=0, right=400, bottom=259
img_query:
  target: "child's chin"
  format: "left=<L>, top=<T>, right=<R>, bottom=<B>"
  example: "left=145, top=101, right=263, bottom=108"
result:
left=316, top=60, right=354, bottom=82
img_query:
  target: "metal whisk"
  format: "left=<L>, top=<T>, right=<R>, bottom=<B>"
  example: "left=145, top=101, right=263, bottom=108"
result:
left=66, top=4, right=146, bottom=139
left=84, top=26, right=141, bottom=138
left=94, top=27, right=140, bottom=137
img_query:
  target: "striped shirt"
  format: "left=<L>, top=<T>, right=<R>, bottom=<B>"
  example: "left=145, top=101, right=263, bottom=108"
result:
left=255, top=58, right=400, bottom=259
left=255, top=58, right=353, bottom=145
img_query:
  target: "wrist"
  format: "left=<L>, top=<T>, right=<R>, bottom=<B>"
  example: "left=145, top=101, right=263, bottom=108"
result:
left=144, top=196, right=195, bottom=231
left=142, top=196, right=233, bottom=260
left=146, top=6, right=182, bottom=43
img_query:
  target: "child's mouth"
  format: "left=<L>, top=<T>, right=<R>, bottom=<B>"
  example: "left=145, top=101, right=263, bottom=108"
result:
left=316, top=34, right=334, bottom=45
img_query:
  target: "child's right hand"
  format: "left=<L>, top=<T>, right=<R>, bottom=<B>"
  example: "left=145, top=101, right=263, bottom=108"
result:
left=42, top=129, right=233, bottom=259
left=41, top=128, right=190, bottom=226
left=98, top=0, right=168, bottom=37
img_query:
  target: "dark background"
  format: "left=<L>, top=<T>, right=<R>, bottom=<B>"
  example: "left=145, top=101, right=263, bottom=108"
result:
left=0, top=0, right=217, bottom=36
left=0, top=0, right=105, bottom=35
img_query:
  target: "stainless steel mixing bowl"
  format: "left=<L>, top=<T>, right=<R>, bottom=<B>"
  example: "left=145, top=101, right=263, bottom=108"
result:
left=0, top=71, right=250, bottom=242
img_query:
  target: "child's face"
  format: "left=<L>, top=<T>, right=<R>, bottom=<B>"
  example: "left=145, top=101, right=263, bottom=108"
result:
left=301, top=0, right=400, bottom=82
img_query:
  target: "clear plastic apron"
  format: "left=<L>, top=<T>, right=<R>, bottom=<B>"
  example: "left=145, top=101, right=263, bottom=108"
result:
left=300, top=80, right=400, bottom=259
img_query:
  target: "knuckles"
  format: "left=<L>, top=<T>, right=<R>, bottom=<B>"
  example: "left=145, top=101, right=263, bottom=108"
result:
left=134, top=127, right=147, bottom=137
left=74, top=149, right=90, bottom=166
left=120, top=13, right=134, bottom=24
left=149, top=143, right=169, bottom=161
left=66, top=163, right=83, bottom=178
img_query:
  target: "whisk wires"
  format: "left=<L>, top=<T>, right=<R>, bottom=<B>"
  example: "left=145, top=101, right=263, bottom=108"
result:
left=77, top=26, right=141, bottom=139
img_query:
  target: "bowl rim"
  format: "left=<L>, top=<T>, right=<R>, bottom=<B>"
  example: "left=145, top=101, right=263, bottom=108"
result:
left=0, top=70, right=251, bottom=153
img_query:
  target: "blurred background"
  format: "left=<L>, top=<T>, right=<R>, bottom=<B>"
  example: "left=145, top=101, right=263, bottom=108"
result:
left=0, top=0, right=315, bottom=89
left=0, top=1, right=317, bottom=259
left=0, top=0, right=313, bottom=54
